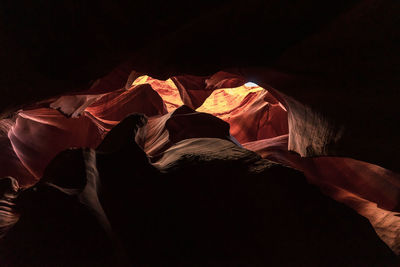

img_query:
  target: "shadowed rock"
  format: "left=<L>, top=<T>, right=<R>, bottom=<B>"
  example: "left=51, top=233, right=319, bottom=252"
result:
left=0, top=115, right=397, bottom=266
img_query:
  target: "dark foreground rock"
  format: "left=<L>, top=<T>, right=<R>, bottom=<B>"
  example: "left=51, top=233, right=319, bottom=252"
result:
left=0, top=115, right=397, bottom=266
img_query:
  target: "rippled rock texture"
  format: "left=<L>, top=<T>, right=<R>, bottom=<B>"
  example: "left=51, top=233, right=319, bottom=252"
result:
left=0, top=113, right=397, bottom=266
left=0, top=2, right=399, bottom=264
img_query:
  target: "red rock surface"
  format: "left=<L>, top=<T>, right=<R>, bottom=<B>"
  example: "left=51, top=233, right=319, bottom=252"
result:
left=0, top=73, right=399, bottom=257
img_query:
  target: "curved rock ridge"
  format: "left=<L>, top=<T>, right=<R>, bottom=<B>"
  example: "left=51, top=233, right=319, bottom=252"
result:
left=138, top=105, right=238, bottom=160
left=243, top=134, right=400, bottom=253
left=0, top=115, right=397, bottom=266
left=0, top=71, right=399, bottom=260
left=0, top=176, right=20, bottom=240
left=153, top=138, right=260, bottom=172
left=0, top=75, right=279, bottom=185
left=1, top=0, right=398, bottom=172
left=7, top=108, right=103, bottom=185
left=0, top=2, right=398, bottom=264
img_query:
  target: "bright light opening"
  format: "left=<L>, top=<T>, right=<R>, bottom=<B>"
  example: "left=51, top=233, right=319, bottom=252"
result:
left=244, top=82, right=259, bottom=87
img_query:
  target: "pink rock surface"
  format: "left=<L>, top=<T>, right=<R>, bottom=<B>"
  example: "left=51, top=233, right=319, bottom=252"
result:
left=0, top=72, right=399, bottom=254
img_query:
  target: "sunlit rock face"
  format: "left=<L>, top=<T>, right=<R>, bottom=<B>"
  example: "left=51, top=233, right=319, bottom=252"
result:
left=0, top=1, right=398, bottom=264
left=0, top=73, right=287, bottom=185
left=0, top=70, right=399, bottom=266
left=1, top=0, right=398, bottom=171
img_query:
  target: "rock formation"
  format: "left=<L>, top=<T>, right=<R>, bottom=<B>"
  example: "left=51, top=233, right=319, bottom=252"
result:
left=0, top=1, right=399, bottom=265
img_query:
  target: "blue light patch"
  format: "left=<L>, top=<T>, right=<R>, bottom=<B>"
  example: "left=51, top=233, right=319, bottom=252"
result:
left=244, top=82, right=258, bottom=87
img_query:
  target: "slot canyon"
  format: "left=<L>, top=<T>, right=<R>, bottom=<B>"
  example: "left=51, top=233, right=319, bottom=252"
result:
left=0, top=1, right=399, bottom=266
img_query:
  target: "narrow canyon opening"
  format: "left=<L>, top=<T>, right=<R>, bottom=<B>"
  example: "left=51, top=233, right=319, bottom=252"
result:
left=1, top=71, right=399, bottom=266
left=1, top=1, right=398, bottom=265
